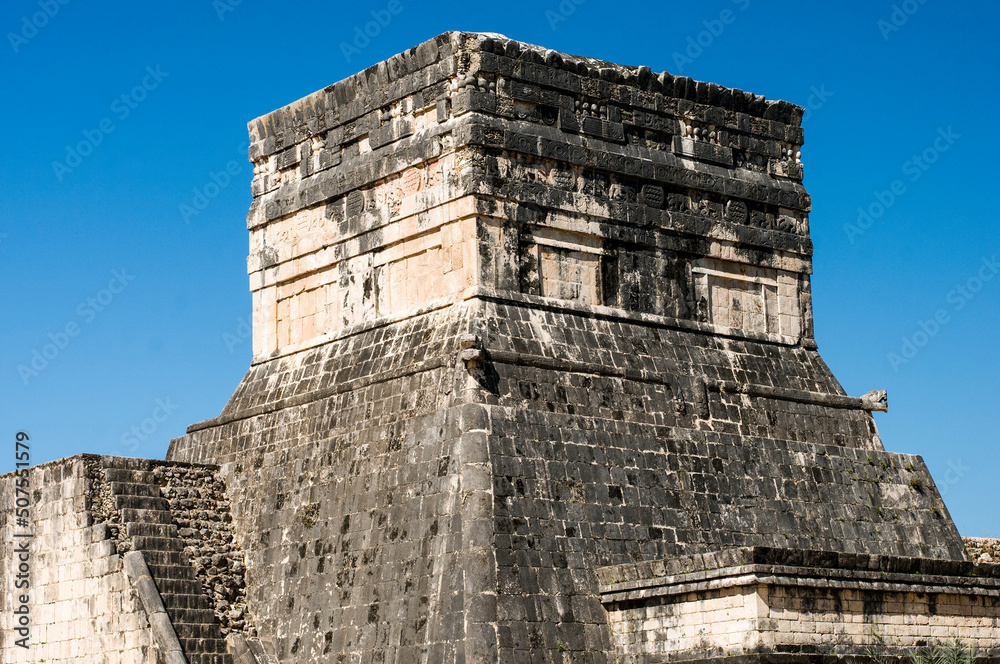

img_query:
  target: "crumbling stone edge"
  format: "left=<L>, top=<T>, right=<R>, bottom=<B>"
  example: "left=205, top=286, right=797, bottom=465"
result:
left=122, top=550, right=188, bottom=664
left=225, top=632, right=268, bottom=664
left=966, top=537, right=1000, bottom=563
left=153, top=463, right=252, bottom=636
left=83, top=456, right=131, bottom=554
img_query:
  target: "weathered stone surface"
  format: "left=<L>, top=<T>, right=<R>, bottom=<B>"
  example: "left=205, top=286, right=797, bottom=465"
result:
left=599, top=547, right=1000, bottom=660
left=161, top=31, right=986, bottom=663
left=3, top=31, right=996, bottom=664
left=0, top=457, right=160, bottom=663
left=966, top=537, right=1000, bottom=563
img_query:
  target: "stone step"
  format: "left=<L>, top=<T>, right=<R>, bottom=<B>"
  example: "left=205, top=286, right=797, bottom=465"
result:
left=120, top=507, right=174, bottom=524
left=109, top=481, right=162, bottom=497
left=152, top=578, right=206, bottom=596
left=178, top=636, right=230, bottom=654
left=116, top=494, right=171, bottom=511
left=130, top=536, right=185, bottom=552
left=147, top=563, right=200, bottom=582
left=160, top=592, right=216, bottom=611
left=101, top=467, right=156, bottom=484
left=185, top=652, right=234, bottom=664
left=134, top=549, right=186, bottom=567
left=126, top=522, right=178, bottom=538
left=99, top=459, right=241, bottom=664
left=191, top=655, right=234, bottom=664
left=101, top=456, right=160, bottom=470
left=164, top=607, right=218, bottom=626
left=175, top=622, right=227, bottom=640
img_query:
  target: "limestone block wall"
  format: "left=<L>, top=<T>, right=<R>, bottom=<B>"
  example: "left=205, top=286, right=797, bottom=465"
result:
left=174, top=403, right=480, bottom=663
left=483, top=406, right=965, bottom=663
left=243, top=31, right=819, bottom=366
left=605, top=582, right=1000, bottom=660
left=467, top=143, right=813, bottom=345
left=477, top=298, right=882, bottom=447
left=599, top=548, right=1000, bottom=661
left=250, top=158, right=481, bottom=360
left=1, top=455, right=251, bottom=663
left=167, top=297, right=966, bottom=663
left=0, top=456, right=159, bottom=663
left=164, top=31, right=985, bottom=664
left=764, top=585, right=1000, bottom=652
left=169, top=305, right=489, bottom=663
left=230, top=29, right=884, bottom=457
left=605, top=585, right=755, bottom=657
left=245, top=32, right=473, bottom=362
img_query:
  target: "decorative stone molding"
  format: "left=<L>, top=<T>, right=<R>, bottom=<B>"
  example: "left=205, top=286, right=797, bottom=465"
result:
left=459, top=333, right=484, bottom=369
left=599, top=547, right=1000, bottom=661
left=708, top=379, right=889, bottom=413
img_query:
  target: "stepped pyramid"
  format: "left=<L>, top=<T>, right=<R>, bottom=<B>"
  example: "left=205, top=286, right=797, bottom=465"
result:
left=3, top=31, right=998, bottom=664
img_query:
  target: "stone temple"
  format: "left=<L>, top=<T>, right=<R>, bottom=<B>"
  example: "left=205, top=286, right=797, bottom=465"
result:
left=2, top=31, right=999, bottom=664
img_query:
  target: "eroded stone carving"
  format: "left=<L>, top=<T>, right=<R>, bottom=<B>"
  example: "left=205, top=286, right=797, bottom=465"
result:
left=861, top=388, right=889, bottom=412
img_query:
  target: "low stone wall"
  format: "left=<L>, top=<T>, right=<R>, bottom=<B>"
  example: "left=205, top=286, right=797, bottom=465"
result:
left=0, top=456, right=160, bottom=663
left=1, top=454, right=253, bottom=662
left=598, top=547, right=1000, bottom=662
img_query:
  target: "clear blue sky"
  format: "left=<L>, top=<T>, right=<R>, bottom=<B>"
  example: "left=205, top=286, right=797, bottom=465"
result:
left=2, top=1, right=997, bottom=537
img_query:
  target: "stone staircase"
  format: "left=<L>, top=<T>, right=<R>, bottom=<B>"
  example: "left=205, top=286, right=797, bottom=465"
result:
left=91, top=458, right=237, bottom=664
